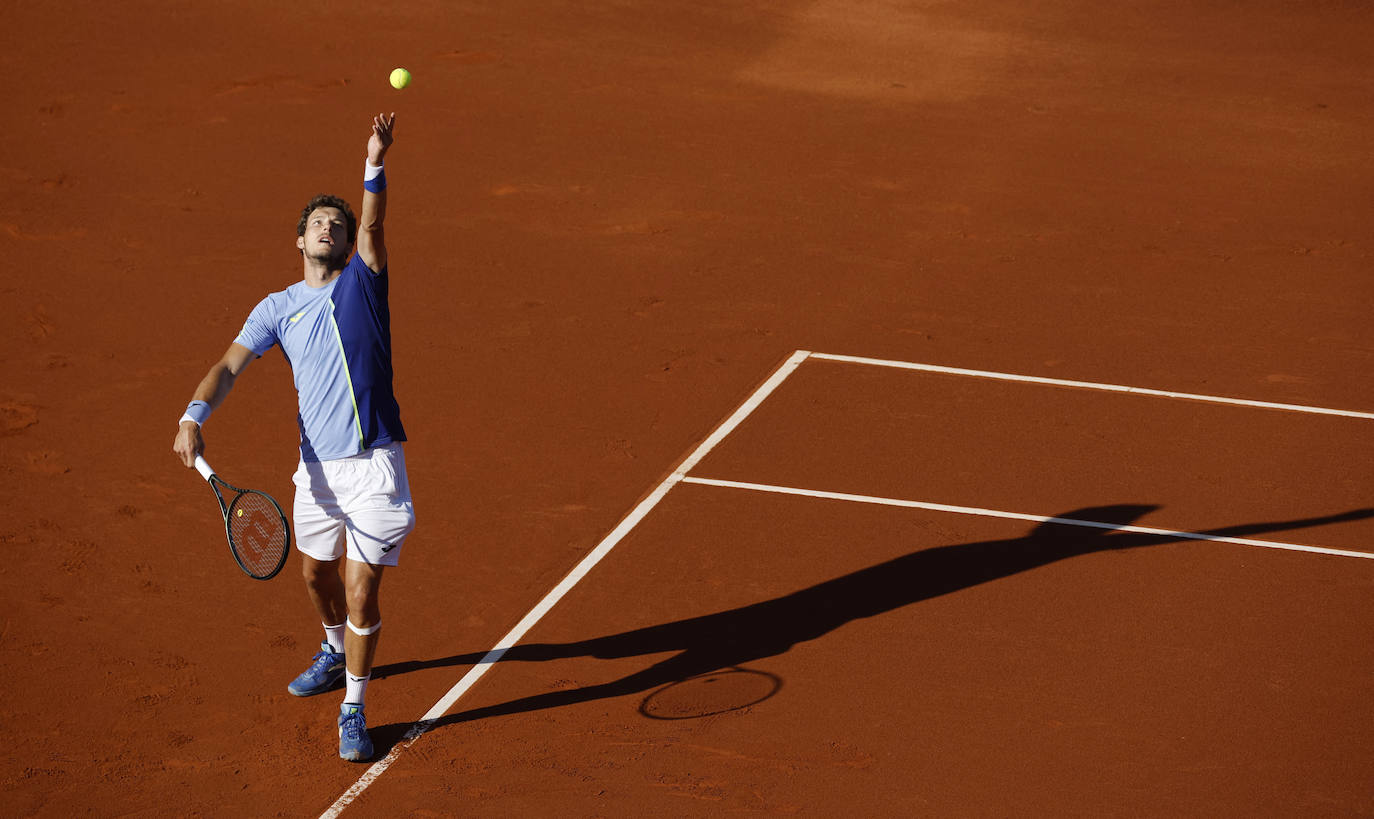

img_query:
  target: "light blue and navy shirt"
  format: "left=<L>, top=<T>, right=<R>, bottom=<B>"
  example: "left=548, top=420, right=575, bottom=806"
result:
left=235, top=253, right=406, bottom=462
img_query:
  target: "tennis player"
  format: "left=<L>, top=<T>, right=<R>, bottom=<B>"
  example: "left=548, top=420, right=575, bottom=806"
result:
left=172, top=113, right=414, bottom=762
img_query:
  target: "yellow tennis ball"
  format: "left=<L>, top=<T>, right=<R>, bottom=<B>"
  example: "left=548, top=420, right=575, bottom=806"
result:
left=389, top=68, right=411, bottom=90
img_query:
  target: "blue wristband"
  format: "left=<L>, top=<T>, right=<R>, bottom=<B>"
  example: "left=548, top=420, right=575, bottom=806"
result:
left=364, top=161, right=386, bottom=193
left=180, top=400, right=211, bottom=426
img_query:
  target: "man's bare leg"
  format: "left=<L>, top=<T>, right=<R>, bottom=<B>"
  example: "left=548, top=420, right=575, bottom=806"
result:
left=302, top=554, right=348, bottom=628
left=343, top=559, right=385, bottom=685
left=287, top=555, right=351, bottom=698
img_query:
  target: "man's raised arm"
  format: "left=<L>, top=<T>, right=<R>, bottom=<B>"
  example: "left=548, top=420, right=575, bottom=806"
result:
left=358, top=112, right=396, bottom=273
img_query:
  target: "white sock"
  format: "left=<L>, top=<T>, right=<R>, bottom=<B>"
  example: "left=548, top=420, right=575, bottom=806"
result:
left=344, top=673, right=370, bottom=706
left=324, top=622, right=346, bottom=653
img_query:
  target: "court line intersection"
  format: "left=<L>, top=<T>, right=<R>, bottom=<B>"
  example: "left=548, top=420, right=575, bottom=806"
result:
left=322, top=350, right=1371, bottom=816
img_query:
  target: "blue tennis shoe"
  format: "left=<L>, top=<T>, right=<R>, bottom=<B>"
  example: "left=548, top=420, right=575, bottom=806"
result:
left=287, top=642, right=345, bottom=697
left=338, top=703, right=374, bottom=761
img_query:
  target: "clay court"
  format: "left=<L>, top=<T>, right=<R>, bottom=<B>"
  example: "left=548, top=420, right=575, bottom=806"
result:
left=3, top=1, right=1373, bottom=816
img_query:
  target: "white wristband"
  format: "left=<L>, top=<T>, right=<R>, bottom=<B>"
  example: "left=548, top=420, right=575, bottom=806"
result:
left=364, top=161, right=384, bottom=181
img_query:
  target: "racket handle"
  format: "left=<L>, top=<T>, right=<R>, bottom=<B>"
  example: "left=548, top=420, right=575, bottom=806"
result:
left=193, top=455, right=215, bottom=482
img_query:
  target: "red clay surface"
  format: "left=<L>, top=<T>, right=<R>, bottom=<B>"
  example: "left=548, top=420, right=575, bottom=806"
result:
left=4, top=1, right=1373, bottom=816
left=692, top=359, right=1374, bottom=552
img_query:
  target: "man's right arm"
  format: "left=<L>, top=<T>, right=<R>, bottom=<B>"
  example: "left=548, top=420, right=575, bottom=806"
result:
left=172, top=342, right=256, bottom=467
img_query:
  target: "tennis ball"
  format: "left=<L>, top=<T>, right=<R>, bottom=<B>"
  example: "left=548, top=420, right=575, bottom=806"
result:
left=389, top=68, right=411, bottom=90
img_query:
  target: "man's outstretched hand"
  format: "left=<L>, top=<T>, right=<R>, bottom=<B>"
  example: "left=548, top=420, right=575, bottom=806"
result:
left=368, top=113, right=395, bottom=165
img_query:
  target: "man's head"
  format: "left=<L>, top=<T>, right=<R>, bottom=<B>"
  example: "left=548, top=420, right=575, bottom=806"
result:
left=296, top=194, right=357, bottom=267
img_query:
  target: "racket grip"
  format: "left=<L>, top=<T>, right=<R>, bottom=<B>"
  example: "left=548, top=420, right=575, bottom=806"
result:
left=193, top=455, right=215, bottom=482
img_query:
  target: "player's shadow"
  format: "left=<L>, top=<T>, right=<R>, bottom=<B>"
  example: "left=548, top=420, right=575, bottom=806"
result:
left=368, top=504, right=1372, bottom=751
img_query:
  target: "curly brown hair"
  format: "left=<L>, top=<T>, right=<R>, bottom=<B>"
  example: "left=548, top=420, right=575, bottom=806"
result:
left=296, top=194, right=357, bottom=245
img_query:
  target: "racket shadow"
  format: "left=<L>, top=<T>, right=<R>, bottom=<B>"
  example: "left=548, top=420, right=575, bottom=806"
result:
left=368, top=503, right=1373, bottom=749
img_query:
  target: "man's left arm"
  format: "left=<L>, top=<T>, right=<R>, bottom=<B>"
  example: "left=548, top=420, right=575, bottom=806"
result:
left=358, top=112, right=396, bottom=273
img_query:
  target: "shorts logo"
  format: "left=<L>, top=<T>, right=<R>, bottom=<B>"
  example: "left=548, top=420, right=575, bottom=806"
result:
left=379, top=541, right=397, bottom=553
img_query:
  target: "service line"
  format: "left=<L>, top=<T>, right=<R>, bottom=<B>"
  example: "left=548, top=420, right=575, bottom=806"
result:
left=809, top=353, right=1374, bottom=419
left=680, top=477, right=1373, bottom=560
left=320, top=350, right=813, bottom=818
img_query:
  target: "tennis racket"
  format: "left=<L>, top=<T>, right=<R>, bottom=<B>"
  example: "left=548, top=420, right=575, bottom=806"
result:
left=194, top=455, right=291, bottom=580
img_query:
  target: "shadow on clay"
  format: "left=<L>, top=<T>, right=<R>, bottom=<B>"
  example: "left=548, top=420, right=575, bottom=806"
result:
left=367, top=504, right=1373, bottom=754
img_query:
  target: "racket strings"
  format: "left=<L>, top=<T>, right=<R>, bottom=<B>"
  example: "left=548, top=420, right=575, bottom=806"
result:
left=228, top=491, right=289, bottom=577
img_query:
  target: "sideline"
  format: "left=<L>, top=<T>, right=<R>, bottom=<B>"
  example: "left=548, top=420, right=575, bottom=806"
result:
left=681, top=477, right=1374, bottom=560
left=809, top=352, right=1374, bottom=419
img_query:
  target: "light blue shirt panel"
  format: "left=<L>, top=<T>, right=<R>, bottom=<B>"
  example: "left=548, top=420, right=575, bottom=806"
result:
left=235, top=278, right=363, bottom=461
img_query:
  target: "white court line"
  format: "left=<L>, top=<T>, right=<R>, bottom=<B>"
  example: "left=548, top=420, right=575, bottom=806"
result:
left=319, top=351, right=812, bottom=818
left=324, top=348, right=1371, bottom=815
left=680, top=477, right=1374, bottom=560
left=809, top=352, right=1374, bottom=420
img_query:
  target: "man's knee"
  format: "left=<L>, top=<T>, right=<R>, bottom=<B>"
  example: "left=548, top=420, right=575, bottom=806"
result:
left=345, top=578, right=382, bottom=625
left=346, top=593, right=380, bottom=624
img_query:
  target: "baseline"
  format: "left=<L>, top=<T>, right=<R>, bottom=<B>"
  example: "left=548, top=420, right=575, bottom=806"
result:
left=318, top=351, right=812, bottom=818
left=680, top=477, right=1374, bottom=560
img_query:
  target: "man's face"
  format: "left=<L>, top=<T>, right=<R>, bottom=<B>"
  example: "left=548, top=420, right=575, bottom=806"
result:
left=297, top=207, right=350, bottom=265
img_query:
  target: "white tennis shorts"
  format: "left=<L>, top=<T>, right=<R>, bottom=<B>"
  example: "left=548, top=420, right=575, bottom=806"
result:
left=292, top=442, right=415, bottom=567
